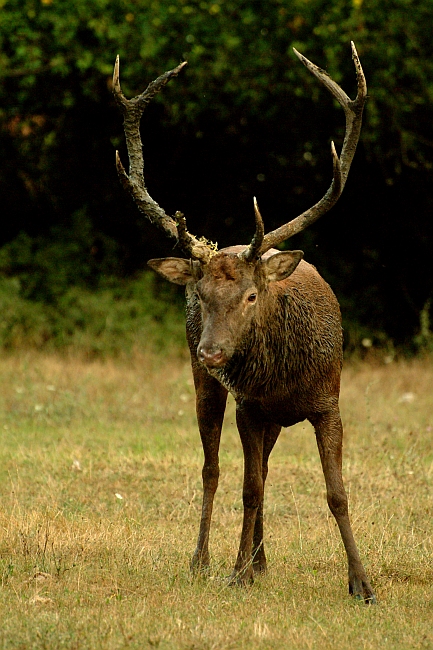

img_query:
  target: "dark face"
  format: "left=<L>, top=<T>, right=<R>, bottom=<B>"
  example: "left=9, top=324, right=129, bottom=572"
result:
left=147, top=247, right=304, bottom=370
left=195, top=253, right=260, bottom=368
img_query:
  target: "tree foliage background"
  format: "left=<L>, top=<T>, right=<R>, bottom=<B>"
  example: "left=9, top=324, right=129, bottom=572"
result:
left=1, top=0, right=433, bottom=351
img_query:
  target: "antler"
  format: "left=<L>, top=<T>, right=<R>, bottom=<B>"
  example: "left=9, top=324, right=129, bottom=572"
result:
left=112, top=57, right=214, bottom=262
left=242, top=41, right=367, bottom=263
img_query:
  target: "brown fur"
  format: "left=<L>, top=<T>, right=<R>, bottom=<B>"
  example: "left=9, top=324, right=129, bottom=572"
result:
left=114, top=42, right=371, bottom=602
left=149, top=246, right=376, bottom=603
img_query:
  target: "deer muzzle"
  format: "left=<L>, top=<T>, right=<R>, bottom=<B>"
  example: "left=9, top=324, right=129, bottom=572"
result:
left=197, top=345, right=227, bottom=369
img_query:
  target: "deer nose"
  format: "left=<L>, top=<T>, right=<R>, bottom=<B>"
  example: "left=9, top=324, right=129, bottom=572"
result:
left=197, top=345, right=225, bottom=368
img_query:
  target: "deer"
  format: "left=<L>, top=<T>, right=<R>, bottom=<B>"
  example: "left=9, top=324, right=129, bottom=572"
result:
left=112, top=42, right=376, bottom=603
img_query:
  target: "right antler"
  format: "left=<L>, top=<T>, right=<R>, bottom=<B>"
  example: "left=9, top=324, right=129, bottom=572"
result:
left=112, top=57, right=214, bottom=263
left=242, top=41, right=367, bottom=262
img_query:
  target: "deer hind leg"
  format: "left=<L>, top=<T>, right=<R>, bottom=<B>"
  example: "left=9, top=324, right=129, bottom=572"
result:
left=252, top=423, right=281, bottom=574
left=311, top=408, right=376, bottom=603
left=190, top=365, right=228, bottom=574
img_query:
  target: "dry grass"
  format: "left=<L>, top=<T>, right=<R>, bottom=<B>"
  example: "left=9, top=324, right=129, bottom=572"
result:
left=0, top=351, right=432, bottom=649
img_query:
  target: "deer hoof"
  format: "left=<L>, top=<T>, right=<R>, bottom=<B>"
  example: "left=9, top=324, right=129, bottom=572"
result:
left=252, top=546, right=267, bottom=574
left=350, top=577, right=376, bottom=604
left=228, top=567, right=254, bottom=586
left=353, top=592, right=377, bottom=605
left=253, top=560, right=267, bottom=575
left=190, top=551, right=210, bottom=575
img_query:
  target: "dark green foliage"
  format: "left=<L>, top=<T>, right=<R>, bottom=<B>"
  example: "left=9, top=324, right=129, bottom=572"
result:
left=0, top=267, right=185, bottom=356
left=0, top=210, right=121, bottom=302
left=1, top=0, right=433, bottom=351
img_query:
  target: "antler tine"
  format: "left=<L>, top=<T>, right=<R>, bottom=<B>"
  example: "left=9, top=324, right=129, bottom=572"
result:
left=112, top=57, right=213, bottom=262
left=242, top=197, right=265, bottom=262
left=257, top=42, right=366, bottom=257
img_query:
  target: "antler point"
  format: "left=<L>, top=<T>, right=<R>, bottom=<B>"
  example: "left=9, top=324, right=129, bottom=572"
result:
left=113, top=56, right=121, bottom=91
left=292, top=47, right=303, bottom=62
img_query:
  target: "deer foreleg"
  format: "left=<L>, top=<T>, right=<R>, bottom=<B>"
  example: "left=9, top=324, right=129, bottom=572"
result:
left=190, top=365, right=227, bottom=573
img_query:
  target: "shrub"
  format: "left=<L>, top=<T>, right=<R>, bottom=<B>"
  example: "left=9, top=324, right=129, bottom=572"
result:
left=0, top=272, right=185, bottom=356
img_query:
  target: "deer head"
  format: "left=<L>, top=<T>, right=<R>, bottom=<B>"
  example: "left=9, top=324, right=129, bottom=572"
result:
left=112, top=44, right=367, bottom=368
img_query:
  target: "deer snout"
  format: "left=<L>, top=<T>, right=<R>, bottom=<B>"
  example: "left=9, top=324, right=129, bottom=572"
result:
left=197, top=345, right=226, bottom=368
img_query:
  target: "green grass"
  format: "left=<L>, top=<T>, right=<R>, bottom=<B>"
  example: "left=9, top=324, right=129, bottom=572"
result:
left=0, top=352, right=432, bottom=649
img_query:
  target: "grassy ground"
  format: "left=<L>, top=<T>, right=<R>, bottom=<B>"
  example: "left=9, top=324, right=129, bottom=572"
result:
left=0, top=351, right=432, bottom=649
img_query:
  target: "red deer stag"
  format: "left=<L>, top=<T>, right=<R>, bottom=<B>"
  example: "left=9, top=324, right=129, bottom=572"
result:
left=112, top=43, right=376, bottom=603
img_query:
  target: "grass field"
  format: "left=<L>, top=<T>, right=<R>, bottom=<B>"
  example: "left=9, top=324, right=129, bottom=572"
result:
left=0, top=350, right=432, bottom=649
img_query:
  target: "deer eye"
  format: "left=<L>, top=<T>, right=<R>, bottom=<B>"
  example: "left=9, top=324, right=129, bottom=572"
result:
left=247, top=293, right=257, bottom=303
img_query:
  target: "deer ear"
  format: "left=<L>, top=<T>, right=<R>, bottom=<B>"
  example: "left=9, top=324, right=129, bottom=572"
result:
left=148, top=257, right=198, bottom=285
left=262, top=250, right=304, bottom=283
